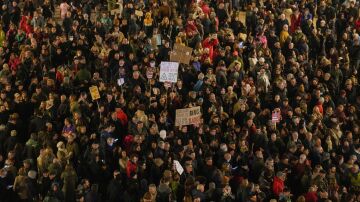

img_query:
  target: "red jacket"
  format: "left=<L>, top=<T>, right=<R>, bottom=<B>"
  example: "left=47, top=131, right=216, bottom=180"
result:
left=20, top=15, right=33, bottom=34
left=202, top=37, right=219, bottom=63
left=305, top=191, right=318, bottom=202
left=356, top=19, right=360, bottom=31
left=185, top=20, right=198, bottom=37
left=116, top=110, right=128, bottom=127
left=316, top=103, right=323, bottom=115
left=200, top=2, right=211, bottom=16
left=273, top=176, right=284, bottom=197
left=126, top=160, right=137, bottom=178
left=9, top=57, right=20, bottom=71
left=290, top=14, right=302, bottom=33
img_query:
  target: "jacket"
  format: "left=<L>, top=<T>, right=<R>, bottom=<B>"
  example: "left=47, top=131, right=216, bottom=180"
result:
left=305, top=191, right=318, bottom=202
left=272, top=176, right=284, bottom=197
left=126, top=160, right=137, bottom=178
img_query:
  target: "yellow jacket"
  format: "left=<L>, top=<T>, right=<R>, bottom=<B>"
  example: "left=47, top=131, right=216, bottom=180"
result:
left=280, top=31, right=289, bottom=47
left=0, top=30, right=5, bottom=46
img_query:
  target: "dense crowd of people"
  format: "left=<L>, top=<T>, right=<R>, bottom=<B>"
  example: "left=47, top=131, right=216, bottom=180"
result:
left=0, top=0, right=360, bottom=201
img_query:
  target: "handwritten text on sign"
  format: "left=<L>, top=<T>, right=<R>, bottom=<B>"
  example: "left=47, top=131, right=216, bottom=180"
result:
left=175, top=106, right=201, bottom=126
left=160, top=62, right=179, bottom=83
left=89, top=86, right=101, bottom=101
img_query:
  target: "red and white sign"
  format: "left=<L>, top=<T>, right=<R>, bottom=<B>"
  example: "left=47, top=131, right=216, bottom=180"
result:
left=272, top=111, right=281, bottom=123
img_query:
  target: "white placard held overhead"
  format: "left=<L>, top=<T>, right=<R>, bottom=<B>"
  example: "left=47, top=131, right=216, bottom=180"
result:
left=117, top=78, right=125, bottom=86
left=159, top=62, right=179, bottom=83
left=173, top=160, right=184, bottom=175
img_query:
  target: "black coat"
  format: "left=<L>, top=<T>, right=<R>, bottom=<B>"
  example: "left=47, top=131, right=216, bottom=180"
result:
left=106, top=178, right=123, bottom=202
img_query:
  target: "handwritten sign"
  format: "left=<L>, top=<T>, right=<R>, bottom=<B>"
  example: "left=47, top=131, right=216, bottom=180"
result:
left=160, top=62, right=179, bottom=83
left=272, top=111, right=281, bottom=123
left=135, top=10, right=143, bottom=17
left=175, top=108, right=189, bottom=126
left=170, top=44, right=193, bottom=65
left=89, top=86, right=101, bottom=100
left=175, top=106, right=201, bottom=126
left=189, top=107, right=201, bottom=124
left=174, top=160, right=184, bottom=175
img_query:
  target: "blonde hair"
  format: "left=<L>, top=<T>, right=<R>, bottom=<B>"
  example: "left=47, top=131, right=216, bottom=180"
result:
left=296, top=196, right=306, bottom=202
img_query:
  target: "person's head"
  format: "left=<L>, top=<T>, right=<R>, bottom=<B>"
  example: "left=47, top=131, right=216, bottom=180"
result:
left=299, top=154, right=307, bottom=164
left=280, top=13, right=286, bottom=20
left=64, top=118, right=71, bottom=125
left=131, top=154, right=138, bottom=163
left=148, top=184, right=157, bottom=195
left=185, top=162, right=193, bottom=172
left=52, top=182, right=59, bottom=191
left=265, top=158, right=274, bottom=169
left=276, top=171, right=286, bottom=181
left=132, top=71, right=140, bottom=79
left=223, top=185, right=232, bottom=194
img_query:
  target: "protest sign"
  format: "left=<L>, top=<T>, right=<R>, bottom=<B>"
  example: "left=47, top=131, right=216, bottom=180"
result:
left=174, top=160, right=184, bottom=175
left=175, top=106, right=201, bottom=126
left=272, top=110, right=281, bottom=123
left=89, top=86, right=101, bottom=100
left=117, top=78, right=125, bottom=86
left=170, top=44, right=193, bottom=64
left=189, top=106, right=201, bottom=124
left=160, top=62, right=179, bottom=83
left=135, top=10, right=143, bottom=17
left=175, top=108, right=189, bottom=126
